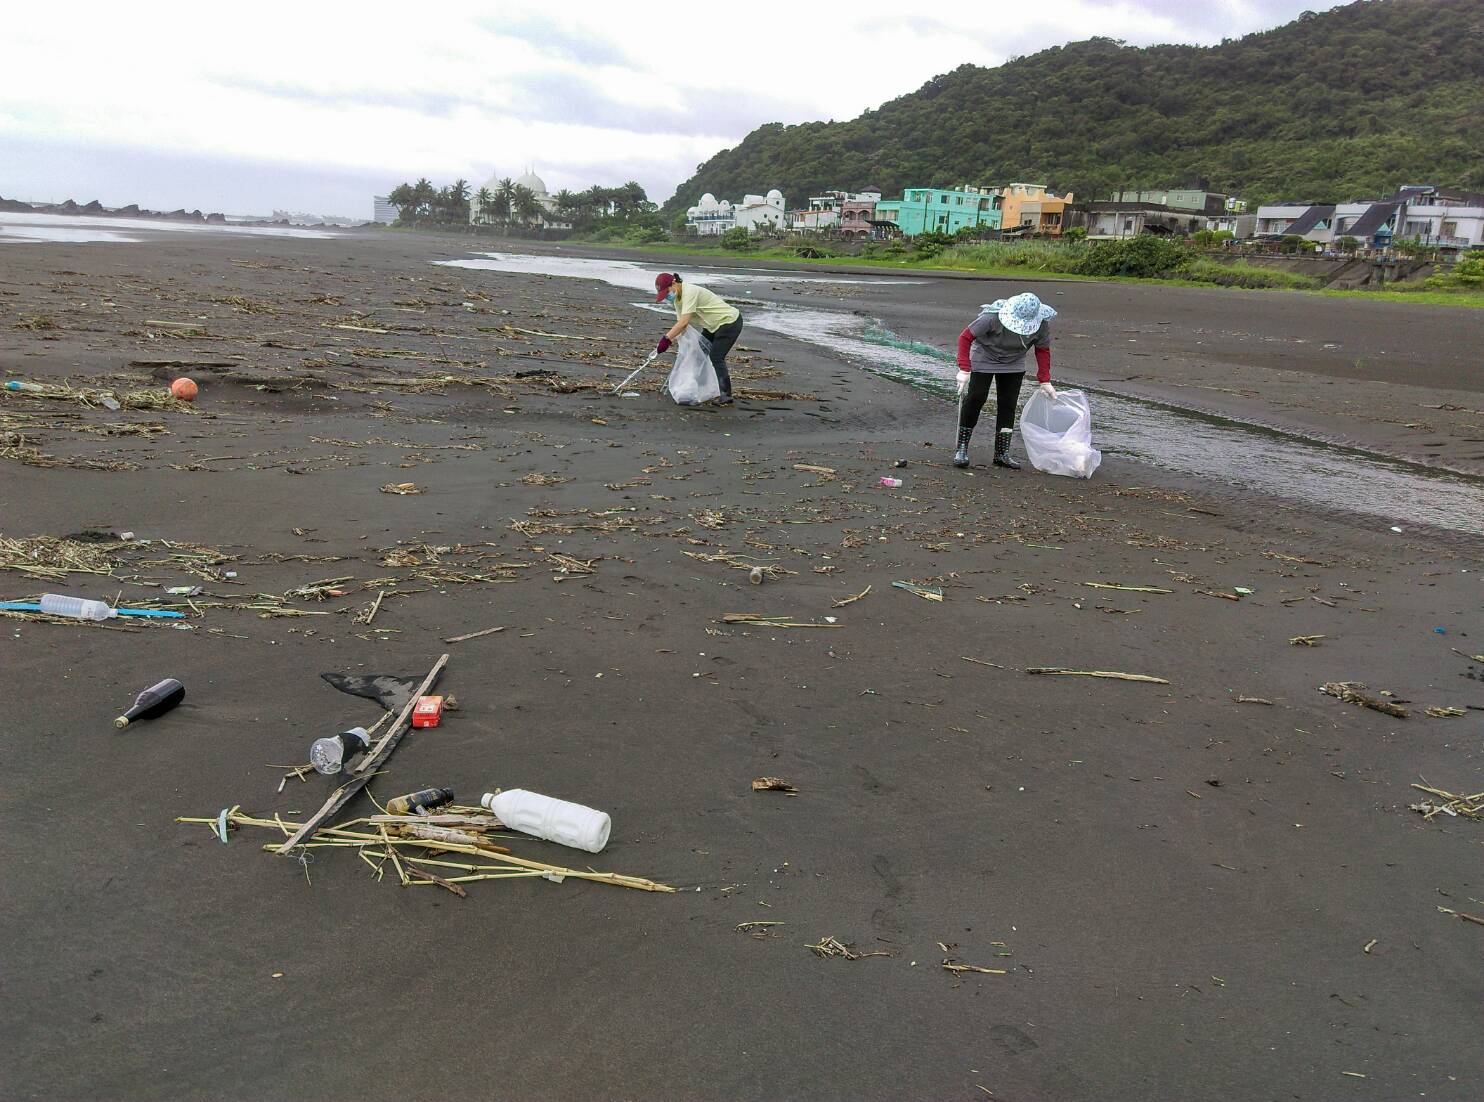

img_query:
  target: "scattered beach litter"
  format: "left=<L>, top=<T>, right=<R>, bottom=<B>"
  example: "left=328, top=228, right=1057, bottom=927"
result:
left=174, top=652, right=662, bottom=893
left=8, top=233, right=1480, bottom=1078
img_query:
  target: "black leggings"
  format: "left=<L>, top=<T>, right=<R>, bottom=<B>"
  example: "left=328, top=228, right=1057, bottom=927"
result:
left=703, top=315, right=743, bottom=396
left=959, top=370, right=1024, bottom=433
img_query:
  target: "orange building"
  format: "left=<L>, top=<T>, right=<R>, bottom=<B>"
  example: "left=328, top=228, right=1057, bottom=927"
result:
left=1000, top=183, right=1075, bottom=236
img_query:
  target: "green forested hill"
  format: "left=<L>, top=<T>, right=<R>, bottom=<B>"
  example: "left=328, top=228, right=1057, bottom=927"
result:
left=665, top=0, right=1483, bottom=213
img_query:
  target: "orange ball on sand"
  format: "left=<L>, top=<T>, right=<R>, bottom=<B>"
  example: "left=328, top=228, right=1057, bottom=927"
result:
left=170, top=377, right=198, bottom=401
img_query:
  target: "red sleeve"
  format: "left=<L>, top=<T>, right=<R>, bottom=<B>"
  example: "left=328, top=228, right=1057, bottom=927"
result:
left=956, top=328, right=974, bottom=370
left=1034, top=346, right=1051, bottom=384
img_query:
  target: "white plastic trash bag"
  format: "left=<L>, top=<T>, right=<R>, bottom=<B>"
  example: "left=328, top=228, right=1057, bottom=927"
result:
left=665, top=328, right=720, bottom=406
left=1020, top=388, right=1102, bottom=478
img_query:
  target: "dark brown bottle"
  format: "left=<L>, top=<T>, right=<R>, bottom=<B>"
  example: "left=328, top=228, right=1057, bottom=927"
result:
left=386, top=787, right=455, bottom=815
left=114, top=679, right=185, bottom=729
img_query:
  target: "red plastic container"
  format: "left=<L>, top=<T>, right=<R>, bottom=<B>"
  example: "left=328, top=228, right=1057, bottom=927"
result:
left=411, top=696, right=444, bottom=728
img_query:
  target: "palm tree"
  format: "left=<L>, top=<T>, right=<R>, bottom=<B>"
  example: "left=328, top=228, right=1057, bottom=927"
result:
left=552, top=189, right=577, bottom=222
left=512, top=185, right=542, bottom=227
left=412, top=177, right=437, bottom=218
left=474, top=187, right=494, bottom=225
left=447, top=178, right=471, bottom=222
left=617, top=181, right=648, bottom=216
left=492, top=178, right=517, bottom=227
left=387, top=183, right=415, bottom=223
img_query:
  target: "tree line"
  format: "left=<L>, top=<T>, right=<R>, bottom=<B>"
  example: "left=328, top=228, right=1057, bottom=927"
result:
left=384, top=177, right=664, bottom=233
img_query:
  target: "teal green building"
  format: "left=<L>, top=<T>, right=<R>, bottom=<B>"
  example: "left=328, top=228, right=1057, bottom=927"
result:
left=873, top=186, right=1002, bottom=236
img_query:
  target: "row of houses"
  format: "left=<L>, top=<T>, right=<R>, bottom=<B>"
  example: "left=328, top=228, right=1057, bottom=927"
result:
left=688, top=179, right=1484, bottom=252
left=1250, top=186, right=1484, bottom=251
left=683, top=182, right=1077, bottom=237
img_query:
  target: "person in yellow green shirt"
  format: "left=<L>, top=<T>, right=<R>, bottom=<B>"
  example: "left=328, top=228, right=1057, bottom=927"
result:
left=654, top=272, right=743, bottom=405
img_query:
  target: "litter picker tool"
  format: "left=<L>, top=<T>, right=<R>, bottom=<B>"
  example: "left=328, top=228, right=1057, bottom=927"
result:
left=612, top=350, right=659, bottom=395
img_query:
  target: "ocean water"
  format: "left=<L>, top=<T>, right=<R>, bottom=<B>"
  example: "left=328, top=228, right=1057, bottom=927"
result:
left=0, top=211, right=343, bottom=244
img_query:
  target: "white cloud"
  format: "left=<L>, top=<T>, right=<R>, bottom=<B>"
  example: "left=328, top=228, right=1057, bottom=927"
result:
left=0, top=0, right=1327, bottom=216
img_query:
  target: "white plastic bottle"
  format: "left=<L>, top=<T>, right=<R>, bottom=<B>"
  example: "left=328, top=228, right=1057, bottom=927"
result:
left=481, top=789, right=611, bottom=853
left=39, top=594, right=118, bottom=621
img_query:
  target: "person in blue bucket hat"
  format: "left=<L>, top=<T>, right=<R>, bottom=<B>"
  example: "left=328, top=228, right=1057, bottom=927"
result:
left=953, top=291, right=1057, bottom=469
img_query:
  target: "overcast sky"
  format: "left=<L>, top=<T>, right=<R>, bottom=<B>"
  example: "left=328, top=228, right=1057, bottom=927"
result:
left=0, top=0, right=1330, bottom=219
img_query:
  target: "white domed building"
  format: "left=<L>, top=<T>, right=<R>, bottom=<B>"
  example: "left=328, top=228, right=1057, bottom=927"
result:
left=470, top=168, right=571, bottom=229
left=684, top=188, right=785, bottom=235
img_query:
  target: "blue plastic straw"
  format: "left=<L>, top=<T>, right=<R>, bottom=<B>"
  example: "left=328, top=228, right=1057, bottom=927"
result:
left=0, top=601, right=185, bottom=619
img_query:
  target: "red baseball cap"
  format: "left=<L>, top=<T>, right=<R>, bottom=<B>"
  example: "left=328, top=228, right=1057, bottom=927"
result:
left=654, top=273, right=676, bottom=302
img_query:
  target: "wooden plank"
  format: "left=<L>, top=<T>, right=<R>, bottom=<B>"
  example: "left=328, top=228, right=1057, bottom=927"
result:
left=276, top=652, right=449, bottom=855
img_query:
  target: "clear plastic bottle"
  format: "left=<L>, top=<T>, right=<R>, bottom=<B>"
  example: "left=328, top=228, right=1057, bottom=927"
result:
left=481, top=789, right=611, bottom=853
left=309, top=727, right=370, bottom=775
left=40, top=593, right=118, bottom=621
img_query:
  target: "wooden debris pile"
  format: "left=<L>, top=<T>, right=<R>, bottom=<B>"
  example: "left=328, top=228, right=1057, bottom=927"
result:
left=1409, top=783, right=1483, bottom=821
left=178, top=806, right=674, bottom=896
left=1319, top=681, right=1409, bottom=718
left=806, top=936, right=892, bottom=961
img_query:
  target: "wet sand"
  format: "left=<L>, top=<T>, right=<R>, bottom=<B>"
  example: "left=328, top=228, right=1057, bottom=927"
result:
left=2, top=228, right=1481, bottom=1102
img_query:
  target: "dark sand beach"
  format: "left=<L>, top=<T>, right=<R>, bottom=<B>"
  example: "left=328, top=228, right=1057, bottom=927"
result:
left=1, top=227, right=1480, bottom=1101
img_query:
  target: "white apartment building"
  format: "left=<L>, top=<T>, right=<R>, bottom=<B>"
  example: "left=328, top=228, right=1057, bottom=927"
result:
left=685, top=189, right=786, bottom=235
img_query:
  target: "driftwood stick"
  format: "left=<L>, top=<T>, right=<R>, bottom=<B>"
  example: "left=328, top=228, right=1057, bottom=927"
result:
left=276, top=653, right=449, bottom=854
left=443, top=625, right=506, bottom=643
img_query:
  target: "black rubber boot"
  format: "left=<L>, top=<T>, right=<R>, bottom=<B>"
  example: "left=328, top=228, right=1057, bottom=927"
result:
left=993, top=428, right=1021, bottom=469
left=953, top=426, right=973, bottom=468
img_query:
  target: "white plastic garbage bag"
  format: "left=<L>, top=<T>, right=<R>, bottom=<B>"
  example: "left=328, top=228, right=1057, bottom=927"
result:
left=665, top=327, right=720, bottom=406
left=1020, top=388, right=1102, bottom=478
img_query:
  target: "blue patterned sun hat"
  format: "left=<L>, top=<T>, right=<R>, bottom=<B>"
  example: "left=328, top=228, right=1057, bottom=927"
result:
left=981, top=292, right=1056, bottom=336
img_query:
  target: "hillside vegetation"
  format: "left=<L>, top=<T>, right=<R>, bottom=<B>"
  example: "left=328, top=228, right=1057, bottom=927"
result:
left=665, top=0, right=1483, bottom=213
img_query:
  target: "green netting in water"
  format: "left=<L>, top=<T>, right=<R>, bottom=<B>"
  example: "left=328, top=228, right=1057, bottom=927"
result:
left=860, top=324, right=955, bottom=363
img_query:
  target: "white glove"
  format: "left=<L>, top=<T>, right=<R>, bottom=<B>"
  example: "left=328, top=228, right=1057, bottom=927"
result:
left=956, top=370, right=970, bottom=396
left=1039, top=382, right=1057, bottom=401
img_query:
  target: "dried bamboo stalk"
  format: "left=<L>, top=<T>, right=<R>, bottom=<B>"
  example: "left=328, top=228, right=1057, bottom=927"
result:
left=1026, top=668, right=1169, bottom=684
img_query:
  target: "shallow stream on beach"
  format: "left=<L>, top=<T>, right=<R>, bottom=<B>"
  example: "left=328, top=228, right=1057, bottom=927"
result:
left=439, top=251, right=1484, bottom=540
